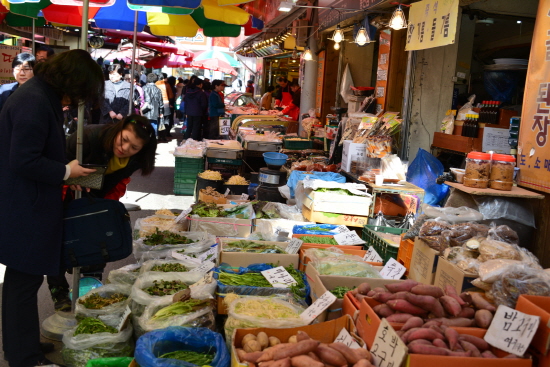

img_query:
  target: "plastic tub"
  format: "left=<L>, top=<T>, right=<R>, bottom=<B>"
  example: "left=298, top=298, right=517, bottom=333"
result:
left=464, top=152, right=491, bottom=188
left=489, top=154, right=516, bottom=191
left=450, top=168, right=465, bottom=184
left=263, top=152, right=288, bottom=166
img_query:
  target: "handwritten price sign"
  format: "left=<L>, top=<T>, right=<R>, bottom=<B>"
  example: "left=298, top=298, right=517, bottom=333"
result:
left=334, top=328, right=362, bottom=349
left=371, top=319, right=408, bottom=367
left=363, top=246, right=383, bottom=263
left=261, top=266, right=297, bottom=288
left=285, top=238, right=303, bottom=254
left=300, top=291, right=337, bottom=324
left=334, top=231, right=366, bottom=245
left=379, top=258, right=406, bottom=280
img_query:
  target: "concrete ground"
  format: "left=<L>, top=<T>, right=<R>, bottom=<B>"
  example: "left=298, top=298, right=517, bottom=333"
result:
left=0, top=127, right=192, bottom=366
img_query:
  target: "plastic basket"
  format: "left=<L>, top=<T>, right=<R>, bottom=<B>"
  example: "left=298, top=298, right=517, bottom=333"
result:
left=174, top=181, right=196, bottom=195
left=361, top=225, right=406, bottom=265
left=175, top=156, right=205, bottom=169
left=397, top=234, right=415, bottom=276
left=283, top=138, right=313, bottom=150
left=207, top=157, right=243, bottom=166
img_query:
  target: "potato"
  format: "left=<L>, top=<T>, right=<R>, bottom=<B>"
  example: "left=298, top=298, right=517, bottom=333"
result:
left=244, top=340, right=262, bottom=353
left=242, top=333, right=257, bottom=346
left=296, top=331, right=310, bottom=342
left=474, top=309, right=493, bottom=329
left=357, top=283, right=371, bottom=295
left=288, top=335, right=298, bottom=344
left=257, top=332, right=269, bottom=349
left=269, top=336, right=281, bottom=347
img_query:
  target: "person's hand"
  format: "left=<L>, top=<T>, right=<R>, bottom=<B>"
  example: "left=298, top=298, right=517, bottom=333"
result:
left=116, top=113, right=124, bottom=120
left=68, top=160, right=96, bottom=178
left=160, top=114, right=164, bottom=118
left=109, top=111, right=117, bottom=119
left=69, top=184, right=91, bottom=192
left=62, top=106, right=70, bottom=112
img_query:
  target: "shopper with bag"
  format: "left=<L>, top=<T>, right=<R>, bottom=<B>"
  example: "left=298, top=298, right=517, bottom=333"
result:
left=142, top=73, right=164, bottom=139
left=0, top=49, right=104, bottom=367
left=183, top=77, right=208, bottom=141
left=100, top=64, right=139, bottom=124
left=207, top=79, right=226, bottom=139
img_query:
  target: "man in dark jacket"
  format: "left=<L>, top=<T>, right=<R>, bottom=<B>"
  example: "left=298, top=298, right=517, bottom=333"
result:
left=183, top=78, right=207, bottom=141
left=207, top=79, right=226, bottom=139
left=142, top=73, right=165, bottom=139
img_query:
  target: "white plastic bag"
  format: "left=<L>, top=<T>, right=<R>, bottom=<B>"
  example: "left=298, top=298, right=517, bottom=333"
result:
left=139, top=259, right=201, bottom=275
left=107, top=263, right=142, bottom=286
left=133, top=231, right=216, bottom=262
left=75, top=284, right=132, bottom=324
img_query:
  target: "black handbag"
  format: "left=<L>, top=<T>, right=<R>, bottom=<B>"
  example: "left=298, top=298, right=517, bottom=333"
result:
left=62, top=196, right=132, bottom=268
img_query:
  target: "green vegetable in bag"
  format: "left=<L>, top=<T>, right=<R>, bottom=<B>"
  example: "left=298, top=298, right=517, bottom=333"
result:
left=85, top=357, right=134, bottom=367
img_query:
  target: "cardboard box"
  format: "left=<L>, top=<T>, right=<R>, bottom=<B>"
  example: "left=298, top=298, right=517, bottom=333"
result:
left=433, top=256, right=478, bottom=294
left=515, top=295, right=550, bottom=356
left=189, top=216, right=252, bottom=237
left=302, top=190, right=372, bottom=217
left=529, top=346, right=550, bottom=367
left=408, top=238, right=440, bottom=285
left=302, top=205, right=369, bottom=228
left=342, top=140, right=367, bottom=172
left=231, top=315, right=363, bottom=367
left=254, top=218, right=315, bottom=237
left=218, top=238, right=299, bottom=268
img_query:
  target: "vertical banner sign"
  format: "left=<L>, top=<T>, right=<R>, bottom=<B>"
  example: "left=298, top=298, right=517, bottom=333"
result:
left=518, top=0, right=550, bottom=193
left=375, top=30, right=391, bottom=113
left=405, top=0, right=459, bottom=51
left=315, top=50, right=326, bottom=117
left=0, top=46, right=22, bottom=85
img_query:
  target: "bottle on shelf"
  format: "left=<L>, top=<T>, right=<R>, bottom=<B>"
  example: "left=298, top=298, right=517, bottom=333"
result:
left=472, top=115, right=479, bottom=138
left=462, top=114, right=470, bottom=137
left=479, top=101, right=487, bottom=123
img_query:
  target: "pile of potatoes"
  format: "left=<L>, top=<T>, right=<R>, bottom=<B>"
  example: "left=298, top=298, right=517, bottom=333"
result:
left=236, top=331, right=374, bottom=367
left=398, top=316, right=522, bottom=358
left=351, top=279, right=496, bottom=328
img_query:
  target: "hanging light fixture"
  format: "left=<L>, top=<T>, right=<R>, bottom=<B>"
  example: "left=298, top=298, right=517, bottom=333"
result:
left=303, top=47, right=313, bottom=61
left=291, top=46, right=298, bottom=59
left=333, top=42, right=340, bottom=50
left=354, top=26, right=370, bottom=46
left=331, top=24, right=344, bottom=43
left=389, top=4, right=408, bottom=30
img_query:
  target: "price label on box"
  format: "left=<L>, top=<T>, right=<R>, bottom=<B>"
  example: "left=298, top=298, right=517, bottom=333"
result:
left=198, top=245, right=218, bottom=262
left=285, top=238, right=303, bottom=255
left=171, top=250, right=201, bottom=264
left=379, top=258, right=406, bottom=280
left=371, top=319, right=408, bottom=367
left=190, top=261, right=216, bottom=273
left=240, top=193, right=249, bottom=200
left=334, top=231, right=366, bottom=245
left=175, top=207, right=192, bottom=224
left=363, top=246, right=383, bottom=263
left=190, top=272, right=214, bottom=288
left=334, top=328, right=362, bottom=349
left=484, top=305, right=540, bottom=356
left=300, top=291, right=337, bottom=324
left=335, top=225, right=351, bottom=233
left=116, top=306, right=132, bottom=332
left=261, top=266, right=297, bottom=288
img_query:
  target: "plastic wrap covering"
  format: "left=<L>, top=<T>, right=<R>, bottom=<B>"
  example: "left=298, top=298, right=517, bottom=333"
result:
left=292, top=223, right=342, bottom=235
left=403, top=214, right=429, bottom=240
left=133, top=231, right=216, bottom=262
left=304, top=247, right=345, bottom=262
left=471, top=278, right=492, bottom=291
left=478, top=259, right=524, bottom=283
left=189, top=215, right=253, bottom=237
left=444, top=223, right=490, bottom=248
left=107, top=264, right=142, bottom=286
left=487, top=224, right=520, bottom=244
left=474, top=196, right=536, bottom=228
left=406, top=148, right=449, bottom=205
left=223, top=203, right=255, bottom=219
left=75, top=284, right=132, bottom=326
left=61, top=325, right=134, bottom=367
left=478, top=239, right=522, bottom=262
left=135, top=327, right=230, bottom=367
left=311, top=254, right=382, bottom=278
left=422, top=204, right=484, bottom=224
left=445, top=247, right=480, bottom=275
left=419, top=220, right=451, bottom=237
left=490, top=264, right=550, bottom=308
left=133, top=214, right=188, bottom=239
left=255, top=219, right=315, bottom=239
left=139, top=259, right=201, bottom=275
left=258, top=202, right=306, bottom=221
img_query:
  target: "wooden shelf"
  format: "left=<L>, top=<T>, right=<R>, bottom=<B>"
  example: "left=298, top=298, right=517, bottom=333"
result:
left=432, top=132, right=482, bottom=154
left=445, top=181, right=544, bottom=199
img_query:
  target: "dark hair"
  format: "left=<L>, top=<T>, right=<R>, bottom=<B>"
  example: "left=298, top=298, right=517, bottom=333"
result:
left=36, top=45, right=54, bottom=57
left=267, top=85, right=275, bottom=92
left=107, top=64, right=123, bottom=76
left=290, top=81, right=300, bottom=88
left=212, top=79, right=225, bottom=88
left=167, top=76, right=176, bottom=87
left=193, top=78, right=203, bottom=87
left=177, top=77, right=184, bottom=84
left=276, top=76, right=287, bottom=83
left=162, top=72, right=168, bottom=79
left=183, top=79, right=190, bottom=85
left=102, top=114, right=157, bottom=176
left=247, top=80, right=254, bottom=84
left=202, top=81, right=212, bottom=91
left=189, top=75, right=197, bottom=83
left=146, top=73, right=158, bottom=83
left=33, top=49, right=104, bottom=108
left=13, top=52, right=35, bottom=68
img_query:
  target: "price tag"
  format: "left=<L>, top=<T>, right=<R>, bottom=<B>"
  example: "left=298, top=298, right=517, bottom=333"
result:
left=484, top=305, right=540, bottom=356
left=175, top=207, right=192, bottom=223
left=116, top=306, right=132, bottom=332
left=334, top=328, right=362, bottom=349
left=198, top=245, right=218, bottom=263
left=300, top=291, right=337, bottom=324
left=363, top=246, right=383, bottom=263
left=379, top=258, right=406, bottom=280
left=334, top=231, right=366, bottom=245
left=171, top=250, right=201, bottom=264
left=190, top=271, right=214, bottom=288
left=190, top=261, right=216, bottom=273
left=285, top=238, right=303, bottom=255
left=261, top=266, right=297, bottom=288
left=224, top=188, right=230, bottom=197
left=371, top=319, right=408, bottom=367
left=240, top=193, right=249, bottom=200
left=335, top=225, right=351, bottom=233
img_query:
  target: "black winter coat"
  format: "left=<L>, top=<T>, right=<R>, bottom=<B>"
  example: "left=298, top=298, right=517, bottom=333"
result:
left=142, top=83, right=164, bottom=120
left=100, top=80, right=139, bottom=124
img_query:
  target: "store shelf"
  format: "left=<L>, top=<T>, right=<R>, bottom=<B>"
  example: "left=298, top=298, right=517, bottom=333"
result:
left=445, top=181, right=544, bottom=199
left=432, top=132, right=482, bottom=154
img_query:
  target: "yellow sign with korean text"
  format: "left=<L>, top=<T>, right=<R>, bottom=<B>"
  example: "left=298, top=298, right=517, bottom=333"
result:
left=405, top=0, right=459, bottom=51
left=518, top=0, right=550, bottom=193
left=0, top=45, right=22, bottom=85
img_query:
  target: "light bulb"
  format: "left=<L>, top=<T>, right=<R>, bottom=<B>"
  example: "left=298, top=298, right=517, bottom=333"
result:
left=334, top=42, right=340, bottom=50
left=303, top=48, right=313, bottom=61
left=355, top=27, right=370, bottom=46
left=332, top=25, right=344, bottom=43
left=291, top=46, right=298, bottom=59
left=389, top=5, right=407, bottom=30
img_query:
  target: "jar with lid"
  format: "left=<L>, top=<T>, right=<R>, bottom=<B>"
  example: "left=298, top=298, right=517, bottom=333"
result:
left=464, top=152, right=491, bottom=188
left=489, top=154, right=516, bottom=190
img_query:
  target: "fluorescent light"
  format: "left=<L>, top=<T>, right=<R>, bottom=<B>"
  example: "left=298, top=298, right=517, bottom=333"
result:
left=389, top=5, right=407, bottom=30
left=278, top=1, right=294, bottom=12
left=334, top=42, right=340, bottom=50
left=355, top=27, right=370, bottom=46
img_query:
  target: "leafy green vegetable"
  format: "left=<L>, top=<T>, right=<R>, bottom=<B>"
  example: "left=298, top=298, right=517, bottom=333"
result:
left=143, top=228, right=196, bottom=246
left=315, top=188, right=354, bottom=195
left=330, top=286, right=353, bottom=299
left=225, top=240, right=286, bottom=253
left=143, top=279, right=189, bottom=296
left=152, top=299, right=213, bottom=320
left=62, top=342, right=133, bottom=367
left=151, top=263, right=190, bottom=272
left=190, top=202, right=227, bottom=217
left=299, top=236, right=338, bottom=245
left=74, top=317, right=117, bottom=336
left=303, top=226, right=332, bottom=232
left=78, top=293, right=128, bottom=310
left=159, top=350, right=214, bottom=364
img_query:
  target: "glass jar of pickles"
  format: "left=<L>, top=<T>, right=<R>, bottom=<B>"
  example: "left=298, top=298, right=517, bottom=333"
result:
left=464, top=152, right=491, bottom=188
left=489, top=154, right=516, bottom=191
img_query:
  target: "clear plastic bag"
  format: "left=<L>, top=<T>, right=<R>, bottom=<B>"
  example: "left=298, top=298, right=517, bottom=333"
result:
left=61, top=325, right=134, bottom=367
left=133, top=231, right=216, bottom=262
left=419, top=220, right=451, bottom=237
left=85, top=357, right=133, bottom=367
left=223, top=203, right=255, bottom=219
left=135, top=326, right=230, bottom=367
left=75, top=284, right=132, bottom=325
left=445, top=246, right=480, bottom=275
left=133, top=215, right=188, bottom=239
left=403, top=214, right=429, bottom=240
left=107, top=264, right=142, bottom=286
left=487, top=224, right=520, bottom=245
left=490, top=264, right=550, bottom=308
left=457, top=94, right=475, bottom=120
left=478, top=239, right=522, bottom=262
left=260, top=202, right=306, bottom=221
left=422, top=204, right=484, bottom=224
left=139, top=259, right=201, bottom=275
left=304, top=247, right=345, bottom=263
left=478, top=259, right=524, bottom=283
left=312, top=255, right=382, bottom=278
left=474, top=197, right=536, bottom=228
left=444, top=223, right=490, bottom=247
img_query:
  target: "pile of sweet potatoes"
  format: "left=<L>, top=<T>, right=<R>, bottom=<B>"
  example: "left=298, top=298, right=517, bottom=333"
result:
left=397, top=316, right=521, bottom=358
left=236, top=331, right=374, bottom=367
left=351, top=279, right=496, bottom=328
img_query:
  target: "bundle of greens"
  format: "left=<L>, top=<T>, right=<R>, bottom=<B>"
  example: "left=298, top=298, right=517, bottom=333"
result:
left=74, top=317, right=117, bottom=336
left=159, top=350, right=215, bottom=364
left=315, top=188, right=354, bottom=195
left=299, top=236, right=338, bottom=245
left=143, top=229, right=196, bottom=246
left=303, top=226, right=332, bottom=232
left=143, top=280, right=189, bottom=296
left=330, top=286, right=353, bottom=299
left=190, top=202, right=226, bottom=218
left=151, top=299, right=213, bottom=320
left=78, top=293, right=128, bottom=310
left=224, top=240, right=286, bottom=254
left=150, top=263, right=189, bottom=272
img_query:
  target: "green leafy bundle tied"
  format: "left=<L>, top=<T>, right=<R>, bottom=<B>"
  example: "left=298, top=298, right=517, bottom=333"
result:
left=299, top=236, right=338, bottom=245
left=225, top=240, right=286, bottom=253
left=190, top=201, right=227, bottom=218
left=143, top=229, right=196, bottom=246
left=74, top=317, right=117, bottom=336
left=159, top=350, right=215, bottom=364
left=78, top=293, right=128, bottom=310
left=151, top=299, right=212, bottom=320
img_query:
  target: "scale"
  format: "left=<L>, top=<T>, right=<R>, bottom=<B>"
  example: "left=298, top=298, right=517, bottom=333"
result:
left=256, top=153, right=288, bottom=203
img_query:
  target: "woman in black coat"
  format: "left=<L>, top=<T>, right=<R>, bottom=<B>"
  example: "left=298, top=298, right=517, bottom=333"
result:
left=0, top=49, right=104, bottom=367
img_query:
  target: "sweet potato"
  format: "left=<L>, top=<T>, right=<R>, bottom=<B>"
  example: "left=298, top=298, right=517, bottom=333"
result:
left=386, top=299, right=427, bottom=316
left=372, top=287, right=386, bottom=293
left=410, top=284, right=444, bottom=298
left=481, top=351, right=498, bottom=358
left=448, top=350, right=473, bottom=357
left=385, top=279, right=419, bottom=293
left=257, top=344, right=296, bottom=362
left=405, top=293, right=445, bottom=317
left=271, top=340, right=320, bottom=361
left=352, top=348, right=372, bottom=363
left=296, top=331, right=310, bottom=342
left=422, top=320, right=442, bottom=328
left=408, top=343, right=449, bottom=356
left=366, top=290, right=376, bottom=297
left=356, top=294, right=368, bottom=303
left=444, top=285, right=466, bottom=306
left=439, top=296, right=461, bottom=317
left=401, top=316, right=424, bottom=331
left=458, top=334, right=489, bottom=351
left=459, top=292, right=473, bottom=305
left=352, top=360, right=373, bottom=367
left=400, top=327, right=421, bottom=343
left=396, top=330, right=404, bottom=337
left=257, top=332, right=269, bottom=349
left=249, top=363, right=257, bottom=367
left=308, top=352, right=320, bottom=362
left=291, top=355, right=324, bottom=367
left=431, top=318, right=474, bottom=327
left=444, top=327, right=459, bottom=351
left=457, top=306, right=475, bottom=319
left=269, top=337, right=281, bottom=347
left=328, top=343, right=360, bottom=365
left=315, top=344, right=346, bottom=366
left=428, top=325, right=445, bottom=335
left=460, top=340, right=481, bottom=357
left=373, top=304, right=395, bottom=318
left=259, top=358, right=291, bottom=367
left=407, top=328, right=445, bottom=342
left=475, top=309, right=494, bottom=329
left=373, top=292, right=397, bottom=303
left=357, top=283, right=371, bottom=295
left=393, top=291, right=410, bottom=300
left=408, top=339, right=433, bottom=347
left=237, top=349, right=247, bottom=361
left=242, top=352, right=264, bottom=363
left=386, top=313, right=414, bottom=323
left=432, top=339, right=448, bottom=349
left=469, top=292, right=496, bottom=312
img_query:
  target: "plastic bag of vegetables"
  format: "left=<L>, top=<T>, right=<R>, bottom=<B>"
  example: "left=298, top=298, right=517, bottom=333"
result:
left=75, top=284, right=132, bottom=327
left=62, top=319, right=134, bottom=367
left=311, top=254, right=382, bottom=278
left=133, top=231, right=216, bottom=262
left=135, top=326, right=230, bottom=367
left=139, top=259, right=200, bottom=275
left=85, top=357, right=133, bottom=367
left=133, top=211, right=188, bottom=239
left=107, top=263, right=142, bottom=286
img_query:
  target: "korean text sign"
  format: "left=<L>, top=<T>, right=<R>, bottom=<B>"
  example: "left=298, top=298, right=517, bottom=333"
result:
left=405, top=0, right=459, bottom=51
